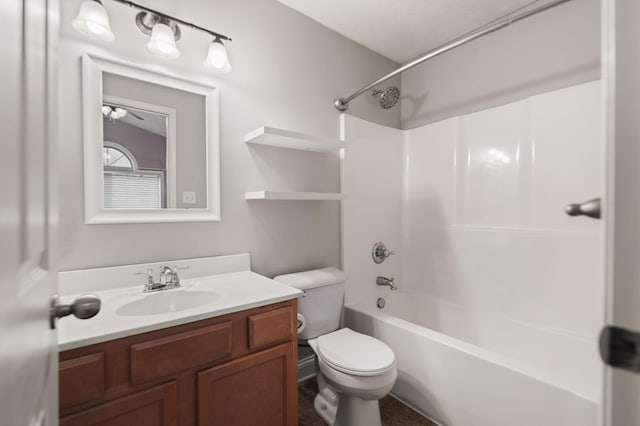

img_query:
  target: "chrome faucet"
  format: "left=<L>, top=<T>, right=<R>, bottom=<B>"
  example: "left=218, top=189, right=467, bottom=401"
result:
left=159, top=266, right=173, bottom=285
left=137, top=266, right=185, bottom=292
left=376, top=276, right=397, bottom=290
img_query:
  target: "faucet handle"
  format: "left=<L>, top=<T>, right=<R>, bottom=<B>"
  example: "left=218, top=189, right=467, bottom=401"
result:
left=372, top=242, right=396, bottom=264
left=170, top=266, right=189, bottom=284
left=135, top=269, right=155, bottom=285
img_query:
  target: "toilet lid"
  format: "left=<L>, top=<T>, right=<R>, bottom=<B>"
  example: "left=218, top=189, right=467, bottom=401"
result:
left=316, top=328, right=395, bottom=376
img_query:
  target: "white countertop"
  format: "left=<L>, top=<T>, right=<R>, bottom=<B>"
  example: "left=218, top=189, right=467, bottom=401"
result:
left=58, top=265, right=302, bottom=352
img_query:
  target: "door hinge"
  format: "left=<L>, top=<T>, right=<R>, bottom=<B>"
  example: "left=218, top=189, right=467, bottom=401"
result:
left=599, top=325, right=640, bottom=373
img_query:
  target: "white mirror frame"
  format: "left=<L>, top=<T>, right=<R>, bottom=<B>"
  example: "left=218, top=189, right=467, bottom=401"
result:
left=82, top=53, right=221, bottom=224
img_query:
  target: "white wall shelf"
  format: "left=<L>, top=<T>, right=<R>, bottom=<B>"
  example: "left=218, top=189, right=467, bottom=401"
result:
left=244, top=126, right=345, bottom=152
left=245, top=191, right=346, bottom=201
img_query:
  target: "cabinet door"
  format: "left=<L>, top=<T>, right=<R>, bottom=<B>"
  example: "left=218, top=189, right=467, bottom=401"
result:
left=60, top=381, right=177, bottom=426
left=198, top=343, right=297, bottom=426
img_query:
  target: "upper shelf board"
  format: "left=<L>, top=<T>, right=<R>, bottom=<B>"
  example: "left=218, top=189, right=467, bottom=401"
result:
left=245, top=191, right=347, bottom=201
left=244, top=126, right=345, bottom=152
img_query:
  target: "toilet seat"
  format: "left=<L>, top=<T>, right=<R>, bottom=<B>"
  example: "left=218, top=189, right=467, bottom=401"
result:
left=316, top=328, right=395, bottom=377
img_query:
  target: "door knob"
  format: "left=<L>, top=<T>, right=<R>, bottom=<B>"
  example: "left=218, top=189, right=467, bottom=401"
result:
left=50, top=294, right=101, bottom=329
left=565, top=198, right=601, bottom=219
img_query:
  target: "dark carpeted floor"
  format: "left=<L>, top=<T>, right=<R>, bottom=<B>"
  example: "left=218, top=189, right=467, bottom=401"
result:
left=298, top=377, right=437, bottom=426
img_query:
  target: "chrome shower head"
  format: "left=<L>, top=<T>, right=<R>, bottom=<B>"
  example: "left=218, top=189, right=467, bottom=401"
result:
left=371, top=86, right=400, bottom=109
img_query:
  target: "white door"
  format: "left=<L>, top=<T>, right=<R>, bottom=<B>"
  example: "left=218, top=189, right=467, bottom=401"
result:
left=603, top=1, right=640, bottom=425
left=0, top=0, right=59, bottom=425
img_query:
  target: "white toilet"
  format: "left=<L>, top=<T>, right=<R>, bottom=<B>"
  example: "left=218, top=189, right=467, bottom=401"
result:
left=274, top=267, right=397, bottom=426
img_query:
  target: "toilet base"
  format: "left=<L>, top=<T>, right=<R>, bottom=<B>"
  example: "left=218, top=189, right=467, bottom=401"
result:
left=333, top=395, right=382, bottom=426
left=314, top=391, right=338, bottom=425
left=313, top=382, right=383, bottom=426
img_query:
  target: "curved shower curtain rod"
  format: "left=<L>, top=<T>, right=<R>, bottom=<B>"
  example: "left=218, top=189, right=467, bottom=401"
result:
left=334, top=0, right=574, bottom=111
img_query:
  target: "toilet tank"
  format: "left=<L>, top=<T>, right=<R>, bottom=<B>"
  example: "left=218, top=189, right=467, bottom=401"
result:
left=273, top=267, right=345, bottom=340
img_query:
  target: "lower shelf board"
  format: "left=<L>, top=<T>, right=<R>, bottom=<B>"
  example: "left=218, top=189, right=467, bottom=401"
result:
left=245, top=191, right=347, bottom=201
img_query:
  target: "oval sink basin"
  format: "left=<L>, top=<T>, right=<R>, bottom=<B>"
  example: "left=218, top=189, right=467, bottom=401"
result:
left=115, top=290, right=218, bottom=316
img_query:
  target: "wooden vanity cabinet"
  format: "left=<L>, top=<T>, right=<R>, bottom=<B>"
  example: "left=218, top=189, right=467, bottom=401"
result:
left=59, top=299, right=298, bottom=426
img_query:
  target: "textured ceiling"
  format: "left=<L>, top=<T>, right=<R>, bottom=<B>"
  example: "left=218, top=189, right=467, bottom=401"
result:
left=277, top=0, right=542, bottom=64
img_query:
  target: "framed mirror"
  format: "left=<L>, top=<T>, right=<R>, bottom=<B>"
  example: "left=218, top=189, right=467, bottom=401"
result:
left=82, top=54, right=220, bottom=224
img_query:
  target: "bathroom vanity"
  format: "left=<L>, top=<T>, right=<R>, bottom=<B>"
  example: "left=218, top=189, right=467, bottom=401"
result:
left=56, top=254, right=302, bottom=425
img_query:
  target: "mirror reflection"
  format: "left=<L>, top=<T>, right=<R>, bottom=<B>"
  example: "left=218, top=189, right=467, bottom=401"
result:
left=102, top=103, right=169, bottom=208
left=101, top=72, right=207, bottom=210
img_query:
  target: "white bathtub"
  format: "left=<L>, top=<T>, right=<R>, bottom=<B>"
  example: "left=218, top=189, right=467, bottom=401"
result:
left=343, top=292, right=601, bottom=426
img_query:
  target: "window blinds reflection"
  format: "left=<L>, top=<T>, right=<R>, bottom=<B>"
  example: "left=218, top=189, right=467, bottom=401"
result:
left=104, top=172, right=162, bottom=208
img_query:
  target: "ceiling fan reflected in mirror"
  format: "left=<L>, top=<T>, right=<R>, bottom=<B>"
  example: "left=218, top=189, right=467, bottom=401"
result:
left=102, top=104, right=145, bottom=121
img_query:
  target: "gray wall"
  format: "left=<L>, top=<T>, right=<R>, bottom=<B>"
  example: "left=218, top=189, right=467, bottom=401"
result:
left=58, top=0, right=399, bottom=276
left=103, top=118, right=166, bottom=170
left=400, top=0, right=601, bottom=129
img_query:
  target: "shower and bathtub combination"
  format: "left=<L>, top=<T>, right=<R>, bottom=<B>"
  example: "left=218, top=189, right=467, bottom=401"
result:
left=335, top=1, right=604, bottom=425
left=340, top=82, right=603, bottom=426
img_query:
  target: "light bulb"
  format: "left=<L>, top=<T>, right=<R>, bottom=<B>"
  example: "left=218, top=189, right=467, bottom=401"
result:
left=204, top=38, right=232, bottom=73
left=114, top=107, right=127, bottom=118
left=146, top=23, right=180, bottom=59
left=72, top=0, right=115, bottom=42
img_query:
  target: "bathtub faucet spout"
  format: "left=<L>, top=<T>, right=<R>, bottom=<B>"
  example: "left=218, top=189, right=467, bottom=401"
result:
left=376, top=276, right=397, bottom=290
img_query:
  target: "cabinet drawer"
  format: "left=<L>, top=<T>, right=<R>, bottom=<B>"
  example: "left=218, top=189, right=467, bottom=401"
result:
left=248, top=306, right=294, bottom=350
left=59, top=353, right=105, bottom=409
left=130, top=322, right=232, bottom=385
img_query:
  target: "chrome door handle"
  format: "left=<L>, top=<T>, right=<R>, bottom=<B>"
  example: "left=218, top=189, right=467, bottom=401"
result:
left=50, top=294, right=101, bottom=329
left=565, top=198, right=601, bottom=219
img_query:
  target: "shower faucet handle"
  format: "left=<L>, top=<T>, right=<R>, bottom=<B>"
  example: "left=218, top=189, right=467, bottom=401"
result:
left=372, top=241, right=395, bottom=264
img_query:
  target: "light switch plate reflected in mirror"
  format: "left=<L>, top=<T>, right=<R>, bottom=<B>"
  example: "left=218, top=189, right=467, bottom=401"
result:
left=183, top=192, right=196, bottom=204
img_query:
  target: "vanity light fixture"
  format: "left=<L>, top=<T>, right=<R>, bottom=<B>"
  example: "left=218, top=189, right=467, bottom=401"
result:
left=72, top=0, right=232, bottom=71
left=204, top=37, right=232, bottom=73
left=72, top=0, right=115, bottom=42
left=145, top=21, right=181, bottom=59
